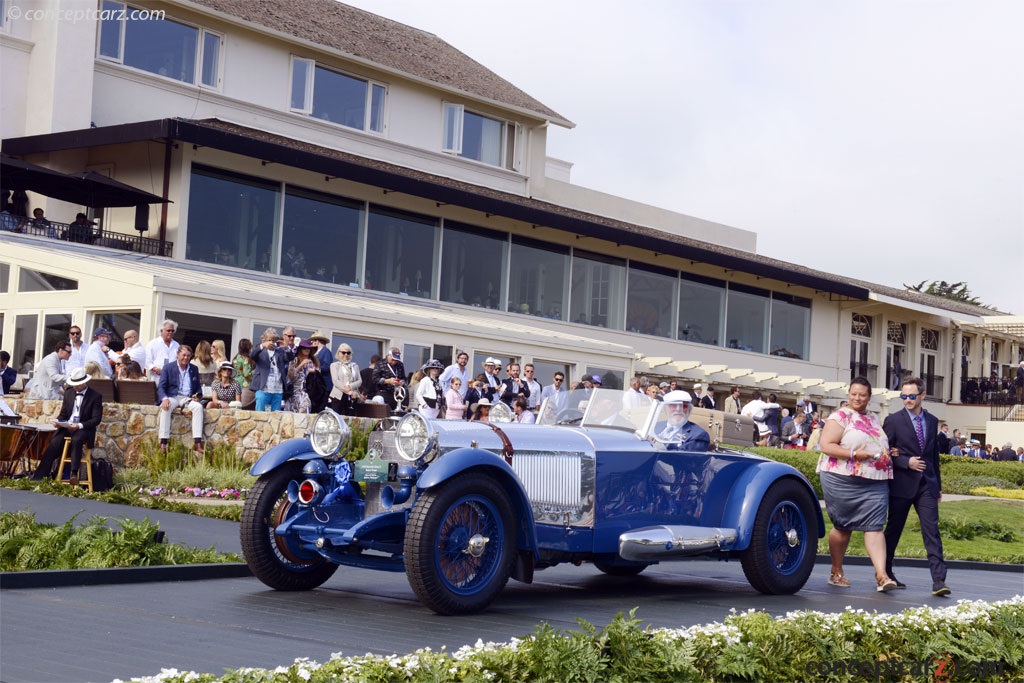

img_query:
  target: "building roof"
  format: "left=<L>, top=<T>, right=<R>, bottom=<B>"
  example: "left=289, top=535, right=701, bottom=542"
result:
left=181, top=0, right=571, bottom=126
left=6, top=117, right=1013, bottom=320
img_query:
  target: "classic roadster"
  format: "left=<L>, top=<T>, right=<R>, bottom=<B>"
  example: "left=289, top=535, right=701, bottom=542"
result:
left=241, top=388, right=824, bottom=615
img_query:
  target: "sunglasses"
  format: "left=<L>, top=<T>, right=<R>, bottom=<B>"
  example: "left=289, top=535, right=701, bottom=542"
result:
left=284, top=334, right=295, bottom=338
left=70, top=332, right=81, bottom=336
left=340, top=351, right=351, bottom=355
left=899, top=393, right=919, bottom=400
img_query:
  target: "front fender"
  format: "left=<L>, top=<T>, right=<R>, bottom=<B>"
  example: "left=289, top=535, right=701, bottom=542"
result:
left=720, top=462, right=825, bottom=551
left=418, top=447, right=538, bottom=556
left=249, top=437, right=321, bottom=477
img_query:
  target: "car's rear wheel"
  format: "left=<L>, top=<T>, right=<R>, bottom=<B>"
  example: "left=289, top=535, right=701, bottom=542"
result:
left=405, top=473, right=516, bottom=615
left=241, top=461, right=337, bottom=591
left=740, top=478, right=817, bottom=594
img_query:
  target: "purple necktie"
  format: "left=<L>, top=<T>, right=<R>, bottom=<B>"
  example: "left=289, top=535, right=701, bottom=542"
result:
left=914, top=415, right=925, bottom=452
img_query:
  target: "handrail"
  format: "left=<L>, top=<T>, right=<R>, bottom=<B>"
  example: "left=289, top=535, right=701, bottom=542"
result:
left=1, top=215, right=173, bottom=257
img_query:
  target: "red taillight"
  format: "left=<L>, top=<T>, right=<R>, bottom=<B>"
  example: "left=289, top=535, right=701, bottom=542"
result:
left=298, top=479, right=318, bottom=504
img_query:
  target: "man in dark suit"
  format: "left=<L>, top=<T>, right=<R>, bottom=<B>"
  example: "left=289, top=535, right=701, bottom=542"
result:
left=936, top=423, right=951, bottom=454
left=883, top=377, right=949, bottom=596
left=31, top=368, right=102, bottom=485
left=653, top=390, right=710, bottom=452
left=157, top=345, right=205, bottom=452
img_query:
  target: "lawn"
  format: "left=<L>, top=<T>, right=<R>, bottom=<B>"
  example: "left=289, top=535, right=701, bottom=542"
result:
left=818, top=499, right=1024, bottom=563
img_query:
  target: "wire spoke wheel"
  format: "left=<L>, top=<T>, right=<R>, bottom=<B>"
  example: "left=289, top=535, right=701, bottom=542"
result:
left=741, top=479, right=818, bottom=594
left=405, top=473, right=515, bottom=615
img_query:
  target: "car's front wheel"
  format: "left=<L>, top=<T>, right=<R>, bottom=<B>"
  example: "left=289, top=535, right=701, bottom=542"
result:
left=404, top=473, right=516, bottom=615
left=740, top=478, right=818, bottom=594
left=240, top=461, right=337, bottom=591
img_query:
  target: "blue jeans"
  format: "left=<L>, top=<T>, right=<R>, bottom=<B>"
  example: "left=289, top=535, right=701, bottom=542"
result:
left=255, top=390, right=282, bottom=412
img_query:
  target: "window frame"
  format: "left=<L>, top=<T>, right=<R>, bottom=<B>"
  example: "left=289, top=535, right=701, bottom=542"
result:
left=290, top=56, right=387, bottom=134
left=97, top=0, right=222, bottom=89
left=442, top=102, right=520, bottom=171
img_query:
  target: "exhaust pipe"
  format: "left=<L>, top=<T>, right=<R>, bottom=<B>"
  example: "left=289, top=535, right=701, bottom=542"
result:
left=381, top=465, right=418, bottom=509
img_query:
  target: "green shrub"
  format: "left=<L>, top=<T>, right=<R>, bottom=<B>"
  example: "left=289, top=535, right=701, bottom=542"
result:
left=932, top=516, right=1018, bottom=543
left=971, top=486, right=1024, bottom=500
left=944, top=475, right=1012, bottom=495
left=941, top=456, right=1024, bottom=486
left=112, top=599, right=1024, bottom=683
left=748, top=447, right=822, bottom=497
left=0, top=510, right=240, bottom=570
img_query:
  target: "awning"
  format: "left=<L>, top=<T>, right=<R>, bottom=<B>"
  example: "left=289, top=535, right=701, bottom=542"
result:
left=0, top=153, right=169, bottom=208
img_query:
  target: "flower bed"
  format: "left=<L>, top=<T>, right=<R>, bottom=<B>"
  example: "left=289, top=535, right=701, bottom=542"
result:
left=116, top=597, right=1023, bottom=682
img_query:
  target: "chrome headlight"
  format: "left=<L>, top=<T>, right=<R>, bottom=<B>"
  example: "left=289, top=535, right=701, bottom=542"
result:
left=310, top=409, right=351, bottom=458
left=395, top=412, right=437, bottom=462
left=489, top=401, right=513, bottom=423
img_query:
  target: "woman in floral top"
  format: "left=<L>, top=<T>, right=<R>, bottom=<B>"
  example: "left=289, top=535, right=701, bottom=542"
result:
left=233, top=338, right=255, bottom=406
left=817, top=376, right=896, bottom=592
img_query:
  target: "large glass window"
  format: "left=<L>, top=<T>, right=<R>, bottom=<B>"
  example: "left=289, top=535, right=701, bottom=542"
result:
left=290, top=58, right=386, bottom=133
left=331, top=334, right=382, bottom=372
left=98, top=2, right=220, bottom=88
left=364, top=206, right=438, bottom=299
left=570, top=250, right=626, bottom=329
left=13, top=314, right=37, bottom=372
left=726, top=283, right=769, bottom=353
left=18, top=268, right=77, bottom=292
left=769, top=293, right=811, bottom=359
left=0, top=262, right=8, bottom=293
left=439, top=221, right=506, bottom=309
left=169, top=311, right=233, bottom=354
left=91, top=311, right=141, bottom=352
left=531, top=359, right=570, bottom=387
left=509, top=237, right=567, bottom=320
left=187, top=165, right=280, bottom=273
left=281, top=188, right=363, bottom=285
left=585, top=367, right=625, bottom=390
left=43, top=314, right=73, bottom=359
left=678, top=273, right=724, bottom=345
left=627, top=263, right=676, bottom=338
left=442, top=103, right=518, bottom=170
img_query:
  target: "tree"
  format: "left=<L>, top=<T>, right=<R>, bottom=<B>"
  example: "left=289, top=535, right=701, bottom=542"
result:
left=905, top=280, right=985, bottom=306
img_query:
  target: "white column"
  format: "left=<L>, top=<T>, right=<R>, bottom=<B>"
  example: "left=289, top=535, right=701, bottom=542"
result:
left=951, top=327, right=963, bottom=403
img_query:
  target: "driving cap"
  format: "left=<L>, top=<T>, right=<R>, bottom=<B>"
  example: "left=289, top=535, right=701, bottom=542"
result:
left=663, top=390, right=692, bottom=403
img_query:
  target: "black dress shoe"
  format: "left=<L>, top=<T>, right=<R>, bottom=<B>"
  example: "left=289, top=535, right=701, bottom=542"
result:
left=932, top=581, right=951, bottom=596
left=893, top=579, right=907, bottom=589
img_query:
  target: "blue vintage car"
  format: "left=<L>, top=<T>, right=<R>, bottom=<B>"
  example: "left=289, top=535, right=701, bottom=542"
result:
left=241, top=388, right=824, bottom=615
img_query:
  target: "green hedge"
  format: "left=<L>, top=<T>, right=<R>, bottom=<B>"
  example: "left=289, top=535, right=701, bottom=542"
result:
left=748, top=448, right=1024, bottom=498
left=118, top=599, right=1024, bottom=682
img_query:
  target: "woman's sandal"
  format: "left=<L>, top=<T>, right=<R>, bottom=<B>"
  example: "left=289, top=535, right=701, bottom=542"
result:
left=828, top=571, right=851, bottom=587
left=877, top=576, right=898, bottom=593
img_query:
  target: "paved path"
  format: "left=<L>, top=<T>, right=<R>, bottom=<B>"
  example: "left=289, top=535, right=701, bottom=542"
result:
left=1, top=490, right=1022, bottom=683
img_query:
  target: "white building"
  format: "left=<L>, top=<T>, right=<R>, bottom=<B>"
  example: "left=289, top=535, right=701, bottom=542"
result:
left=1, top=0, right=1021, bottom=443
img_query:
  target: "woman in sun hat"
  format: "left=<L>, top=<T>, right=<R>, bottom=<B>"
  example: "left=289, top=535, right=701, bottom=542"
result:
left=209, top=361, right=241, bottom=408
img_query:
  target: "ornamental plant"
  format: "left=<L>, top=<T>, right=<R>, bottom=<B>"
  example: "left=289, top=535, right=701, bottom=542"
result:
left=116, top=598, right=1023, bottom=683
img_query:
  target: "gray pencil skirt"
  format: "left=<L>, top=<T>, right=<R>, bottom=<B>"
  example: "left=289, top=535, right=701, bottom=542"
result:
left=820, top=471, right=889, bottom=532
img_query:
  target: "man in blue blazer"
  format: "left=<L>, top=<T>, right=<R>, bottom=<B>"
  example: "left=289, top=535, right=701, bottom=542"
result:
left=157, top=345, right=205, bottom=452
left=882, top=377, right=949, bottom=596
left=652, top=390, right=710, bottom=452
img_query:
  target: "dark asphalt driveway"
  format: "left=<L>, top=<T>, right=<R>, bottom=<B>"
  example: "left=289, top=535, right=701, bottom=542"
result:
left=2, top=490, right=1022, bottom=683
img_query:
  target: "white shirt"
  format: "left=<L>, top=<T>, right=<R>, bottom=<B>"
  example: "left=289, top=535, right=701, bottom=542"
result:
left=85, top=340, right=113, bottom=378
left=440, top=363, right=470, bottom=398
left=123, top=341, right=147, bottom=367
left=516, top=410, right=536, bottom=424
left=66, top=341, right=87, bottom=374
left=145, top=337, right=180, bottom=379
left=525, top=379, right=543, bottom=409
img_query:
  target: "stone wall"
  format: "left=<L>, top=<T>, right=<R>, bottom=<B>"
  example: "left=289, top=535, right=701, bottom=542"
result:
left=7, top=399, right=313, bottom=467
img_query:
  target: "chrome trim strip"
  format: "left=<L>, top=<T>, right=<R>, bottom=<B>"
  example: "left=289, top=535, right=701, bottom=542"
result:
left=618, top=525, right=738, bottom=561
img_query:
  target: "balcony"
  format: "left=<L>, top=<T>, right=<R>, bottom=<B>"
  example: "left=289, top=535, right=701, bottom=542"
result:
left=960, top=376, right=1018, bottom=405
left=922, top=374, right=944, bottom=401
left=1, top=217, right=173, bottom=257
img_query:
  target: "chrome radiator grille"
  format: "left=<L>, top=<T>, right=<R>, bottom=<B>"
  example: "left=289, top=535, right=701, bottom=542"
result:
left=512, top=450, right=594, bottom=526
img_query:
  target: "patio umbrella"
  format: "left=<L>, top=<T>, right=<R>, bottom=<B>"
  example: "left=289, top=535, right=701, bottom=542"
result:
left=0, top=154, right=168, bottom=208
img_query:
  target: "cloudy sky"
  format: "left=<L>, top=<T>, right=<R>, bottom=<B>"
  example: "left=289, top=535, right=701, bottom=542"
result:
left=346, top=0, right=1023, bottom=314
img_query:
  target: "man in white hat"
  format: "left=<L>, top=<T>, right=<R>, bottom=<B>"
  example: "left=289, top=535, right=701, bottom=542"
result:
left=308, top=330, right=334, bottom=395
left=653, top=390, right=710, bottom=452
left=85, top=327, right=114, bottom=378
left=31, top=367, right=103, bottom=485
left=482, top=357, right=502, bottom=400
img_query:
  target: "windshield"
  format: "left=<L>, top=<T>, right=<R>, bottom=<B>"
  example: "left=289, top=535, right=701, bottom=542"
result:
left=538, top=388, right=655, bottom=432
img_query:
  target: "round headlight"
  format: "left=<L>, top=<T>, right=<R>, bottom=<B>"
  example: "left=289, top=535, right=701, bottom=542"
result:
left=395, top=412, right=437, bottom=462
left=310, top=409, right=351, bottom=458
left=489, top=401, right=513, bottom=423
